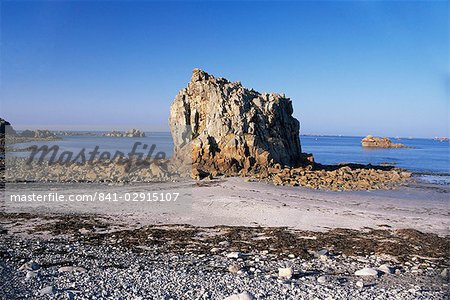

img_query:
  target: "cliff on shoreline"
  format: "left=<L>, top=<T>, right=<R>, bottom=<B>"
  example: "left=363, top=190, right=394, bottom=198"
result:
left=169, top=69, right=306, bottom=177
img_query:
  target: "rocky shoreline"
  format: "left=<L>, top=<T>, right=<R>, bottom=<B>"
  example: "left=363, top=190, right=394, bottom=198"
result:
left=0, top=212, right=448, bottom=299
left=4, top=156, right=412, bottom=191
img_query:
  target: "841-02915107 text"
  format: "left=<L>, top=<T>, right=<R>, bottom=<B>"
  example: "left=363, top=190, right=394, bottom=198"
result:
left=97, top=192, right=180, bottom=202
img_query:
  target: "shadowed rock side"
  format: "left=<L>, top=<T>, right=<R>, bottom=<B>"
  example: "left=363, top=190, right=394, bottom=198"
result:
left=169, top=69, right=307, bottom=177
left=0, top=118, right=17, bottom=136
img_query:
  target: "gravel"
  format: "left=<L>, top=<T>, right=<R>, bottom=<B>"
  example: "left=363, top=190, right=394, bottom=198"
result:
left=0, top=233, right=447, bottom=300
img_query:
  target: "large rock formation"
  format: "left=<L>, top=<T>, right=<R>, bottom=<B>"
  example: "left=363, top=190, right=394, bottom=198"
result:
left=169, top=69, right=306, bottom=176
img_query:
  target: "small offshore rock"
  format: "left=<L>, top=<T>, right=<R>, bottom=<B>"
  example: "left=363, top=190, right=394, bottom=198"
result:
left=224, top=291, right=255, bottom=300
left=355, top=267, right=379, bottom=277
left=278, top=267, right=294, bottom=279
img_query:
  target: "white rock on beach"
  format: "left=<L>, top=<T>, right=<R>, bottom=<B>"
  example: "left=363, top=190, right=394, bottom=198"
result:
left=278, top=267, right=294, bottom=279
left=58, top=266, right=87, bottom=273
left=354, top=267, right=379, bottom=276
left=224, top=291, right=255, bottom=300
left=25, top=271, right=37, bottom=280
left=19, top=260, right=40, bottom=271
left=226, top=252, right=245, bottom=259
left=317, top=275, right=327, bottom=284
left=378, top=264, right=395, bottom=274
left=38, top=286, right=56, bottom=296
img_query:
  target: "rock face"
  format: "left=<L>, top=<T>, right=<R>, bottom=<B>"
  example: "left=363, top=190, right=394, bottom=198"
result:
left=0, top=118, right=16, bottom=136
left=361, top=135, right=408, bottom=148
left=169, top=69, right=304, bottom=176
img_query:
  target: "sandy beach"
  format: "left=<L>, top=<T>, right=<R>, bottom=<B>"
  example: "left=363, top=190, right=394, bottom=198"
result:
left=3, top=177, right=449, bottom=234
left=1, top=178, right=449, bottom=299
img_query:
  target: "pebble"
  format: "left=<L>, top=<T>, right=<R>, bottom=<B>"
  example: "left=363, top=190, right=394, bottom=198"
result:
left=319, top=255, right=328, bottom=262
left=356, top=281, right=364, bottom=288
left=440, top=268, right=448, bottom=278
left=317, top=275, right=327, bottom=284
left=318, top=249, right=329, bottom=256
left=378, top=264, right=395, bottom=274
left=354, top=268, right=379, bottom=276
left=226, top=252, right=245, bottom=259
left=278, top=267, right=293, bottom=279
left=19, top=260, right=40, bottom=271
left=228, top=264, right=240, bottom=274
left=25, top=271, right=38, bottom=280
left=38, top=286, right=56, bottom=296
left=58, top=266, right=87, bottom=273
left=224, top=291, right=255, bottom=300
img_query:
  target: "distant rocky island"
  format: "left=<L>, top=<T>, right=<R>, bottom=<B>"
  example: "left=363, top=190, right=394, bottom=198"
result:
left=434, top=137, right=449, bottom=142
left=361, top=135, right=409, bottom=148
left=103, top=129, right=145, bottom=138
left=0, top=118, right=61, bottom=145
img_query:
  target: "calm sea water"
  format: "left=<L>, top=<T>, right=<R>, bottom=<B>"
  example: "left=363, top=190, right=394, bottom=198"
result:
left=10, top=133, right=450, bottom=184
left=300, top=136, right=450, bottom=185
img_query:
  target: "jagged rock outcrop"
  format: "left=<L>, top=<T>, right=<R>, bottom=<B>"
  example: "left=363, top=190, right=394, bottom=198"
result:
left=169, top=69, right=307, bottom=177
left=361, top=135, right=408, bottom=148
left=0, top=118, right=17, bottom=136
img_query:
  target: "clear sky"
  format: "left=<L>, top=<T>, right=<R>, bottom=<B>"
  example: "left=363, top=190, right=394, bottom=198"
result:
left=1, top=1, right=448, bottom=137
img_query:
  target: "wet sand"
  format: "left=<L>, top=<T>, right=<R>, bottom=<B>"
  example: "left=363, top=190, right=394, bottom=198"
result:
left=2, top=177, right=449, bottom=235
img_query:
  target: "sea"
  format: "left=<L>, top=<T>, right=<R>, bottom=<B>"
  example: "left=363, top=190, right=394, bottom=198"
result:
left=9, top=133, right=450, bottom=185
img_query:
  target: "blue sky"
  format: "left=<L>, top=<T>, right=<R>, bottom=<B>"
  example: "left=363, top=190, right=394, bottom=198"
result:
left=1, top=1, right=448, bottom=137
